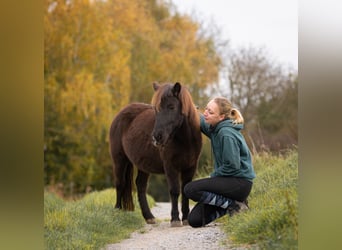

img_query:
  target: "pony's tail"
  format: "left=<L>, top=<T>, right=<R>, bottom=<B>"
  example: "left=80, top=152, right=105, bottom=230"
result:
left=121, top=162, right=134, bottom=211
left=230, top=108, right=244, bottom=124
left=110, top=142, right=135, bottom=211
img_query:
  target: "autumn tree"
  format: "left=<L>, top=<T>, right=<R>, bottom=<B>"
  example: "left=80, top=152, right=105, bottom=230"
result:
left=44, top=0, right=128, bottom=194
left=225, top=46, right=297, bottom=152
left=44, top=0, right=223, bottom=196
left=127, top=0, right=223, bottom=103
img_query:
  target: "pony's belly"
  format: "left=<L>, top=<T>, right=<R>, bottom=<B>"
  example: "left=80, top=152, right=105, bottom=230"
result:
left=123, top=135, right=164, bottom=174
left=132, top=155, right=165, bottom=174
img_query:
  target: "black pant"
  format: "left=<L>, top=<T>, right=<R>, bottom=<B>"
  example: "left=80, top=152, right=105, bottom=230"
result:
left=184, top=176, right=252, bottom=227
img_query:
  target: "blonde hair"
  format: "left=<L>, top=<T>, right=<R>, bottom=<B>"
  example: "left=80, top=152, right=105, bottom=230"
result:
left=213, top=97, right=244, bottom=124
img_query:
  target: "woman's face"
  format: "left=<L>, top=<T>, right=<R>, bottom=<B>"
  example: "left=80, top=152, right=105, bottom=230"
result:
left=203, top=100, right=225, bottom=126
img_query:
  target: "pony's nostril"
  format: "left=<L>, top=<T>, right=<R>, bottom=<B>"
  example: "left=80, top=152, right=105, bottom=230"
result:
left=152, top=133, right=163, bottom=144
left=151, top=136, right=157, bottom=146
left=151, top=134, right=162, bottom=147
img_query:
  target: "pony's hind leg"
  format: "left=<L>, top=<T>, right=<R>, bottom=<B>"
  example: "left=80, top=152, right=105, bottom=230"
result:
left=136, top=170, right=155, bottom=224
left=113, top=155, right=134, bottom=211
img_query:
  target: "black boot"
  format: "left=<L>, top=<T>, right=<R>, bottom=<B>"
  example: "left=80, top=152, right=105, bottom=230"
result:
left=200, top=191, right=233, bottom=209
left=188, top=203, right=229, bottom=228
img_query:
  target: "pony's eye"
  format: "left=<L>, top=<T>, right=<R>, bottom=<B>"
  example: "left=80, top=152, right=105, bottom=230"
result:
left=167, top=105, right=175, bottom=110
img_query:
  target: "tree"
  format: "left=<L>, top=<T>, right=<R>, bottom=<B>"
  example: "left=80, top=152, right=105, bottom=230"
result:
left=225, top=46, right=297, bottom=152
left=255, top=75, right=298, bottom=151
left=44, top=0, right=132, bottom=194
left=44, top=0, right=224, bottom=196
left=128, top=1, right=224, bottom=103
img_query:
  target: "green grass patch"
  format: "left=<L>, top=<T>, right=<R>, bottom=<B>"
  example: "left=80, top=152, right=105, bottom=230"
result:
left=44, top=151, right=298, bottom=249
left=44, top=189, right=154, bottom=249
left=222, top=149, right=298, bottom=249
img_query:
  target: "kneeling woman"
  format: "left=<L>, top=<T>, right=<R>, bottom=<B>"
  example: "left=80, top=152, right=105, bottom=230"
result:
left=184, top=97, right=256, bottom=228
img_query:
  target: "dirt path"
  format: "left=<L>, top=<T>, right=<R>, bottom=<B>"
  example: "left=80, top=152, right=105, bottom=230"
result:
left=106, top=202, right=234, bottom=250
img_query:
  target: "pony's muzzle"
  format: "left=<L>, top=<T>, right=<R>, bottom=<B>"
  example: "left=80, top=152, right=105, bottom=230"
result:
left=151, top=133, right=163, bottom=147
left=152, top=136, right=158, bottom=147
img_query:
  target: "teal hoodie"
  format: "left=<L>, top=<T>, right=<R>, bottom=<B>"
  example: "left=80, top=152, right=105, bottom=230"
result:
left=200, top=115, right=255, bottom=182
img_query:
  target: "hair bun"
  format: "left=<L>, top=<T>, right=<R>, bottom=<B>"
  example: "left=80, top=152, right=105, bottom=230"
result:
left=231, top=108, right=244, bottom=124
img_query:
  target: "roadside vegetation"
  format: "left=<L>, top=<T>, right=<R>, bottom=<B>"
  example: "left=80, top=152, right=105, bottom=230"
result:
left=44, top=150, right=297, bottom=249
left=44, top=189, right=154, bottom=249
left=221, top=149, right=298, bottom=249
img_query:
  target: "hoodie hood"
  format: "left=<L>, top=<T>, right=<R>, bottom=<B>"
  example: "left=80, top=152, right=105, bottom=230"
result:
left=210, top=118, right=243, bottom=133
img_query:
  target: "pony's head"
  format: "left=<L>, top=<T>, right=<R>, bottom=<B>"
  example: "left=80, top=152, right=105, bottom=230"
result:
left=151, top=82, right=198, bottom=147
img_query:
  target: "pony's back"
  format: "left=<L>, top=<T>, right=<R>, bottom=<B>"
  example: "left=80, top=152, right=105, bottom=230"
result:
left=109, top=103, right=152, bottom=158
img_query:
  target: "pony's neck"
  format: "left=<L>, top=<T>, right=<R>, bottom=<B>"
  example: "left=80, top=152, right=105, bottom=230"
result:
left=178, top=113, right=200, bottom=140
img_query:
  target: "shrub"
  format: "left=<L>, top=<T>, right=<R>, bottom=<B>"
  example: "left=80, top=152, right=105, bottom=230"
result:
left=223, top=150, right=298, bottom=249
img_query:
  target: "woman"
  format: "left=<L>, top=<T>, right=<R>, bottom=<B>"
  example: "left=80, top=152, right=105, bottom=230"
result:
left=184, top=97, right=256, bottom=228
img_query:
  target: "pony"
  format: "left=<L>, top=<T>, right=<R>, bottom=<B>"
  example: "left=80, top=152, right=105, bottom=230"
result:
left=109, top=82, right=202, bottom=226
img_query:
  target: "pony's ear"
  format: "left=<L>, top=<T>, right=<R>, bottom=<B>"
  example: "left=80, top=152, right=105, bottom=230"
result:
left=172, top=82, right=181, bottom=97
left=153, top=82, right=160, bottom=91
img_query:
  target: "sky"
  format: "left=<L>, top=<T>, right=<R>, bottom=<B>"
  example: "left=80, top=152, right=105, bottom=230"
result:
left=171, top=0, right=298, bottom=70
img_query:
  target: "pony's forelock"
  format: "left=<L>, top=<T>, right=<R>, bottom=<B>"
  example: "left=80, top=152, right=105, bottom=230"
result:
left=151, top=84, right=170, bottom=112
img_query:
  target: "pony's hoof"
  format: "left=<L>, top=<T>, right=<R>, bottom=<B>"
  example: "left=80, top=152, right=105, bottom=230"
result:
left=146, top=218, right=156, bottom=224
left=182, top=220, right=189, bottom=226
left=170, top=220, right=182, bottom=227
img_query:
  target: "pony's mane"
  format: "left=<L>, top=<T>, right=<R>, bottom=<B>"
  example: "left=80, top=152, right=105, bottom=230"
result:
left=151, top=83, right=200, bottom=129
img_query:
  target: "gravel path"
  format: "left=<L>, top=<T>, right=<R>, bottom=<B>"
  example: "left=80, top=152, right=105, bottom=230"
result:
left=106, top=202, right=235, bottom=250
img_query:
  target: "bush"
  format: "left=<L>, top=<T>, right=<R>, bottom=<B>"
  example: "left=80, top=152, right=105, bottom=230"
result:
left=223, top=150, right=298, bottom=249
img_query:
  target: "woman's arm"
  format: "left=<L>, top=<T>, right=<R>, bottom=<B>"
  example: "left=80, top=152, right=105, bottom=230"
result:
left=200, top=114, right=211, bottom=137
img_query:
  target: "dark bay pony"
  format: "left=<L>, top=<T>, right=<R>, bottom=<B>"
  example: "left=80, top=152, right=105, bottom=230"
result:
left=109, top=82, right=202, bottom=226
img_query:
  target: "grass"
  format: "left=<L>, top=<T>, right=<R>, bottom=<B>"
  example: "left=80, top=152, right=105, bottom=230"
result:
left=44, top=150, right=298, bottom=249
left=221, top=149, right=298, bottom=249
left=44, top=189, right=154, bottom=250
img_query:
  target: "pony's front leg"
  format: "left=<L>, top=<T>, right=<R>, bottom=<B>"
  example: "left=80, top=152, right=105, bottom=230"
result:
left=169, top=188, right=182, bottom=227
left=181, top=167, right=197, bottom=225
left=165, top=169, right=182, bottom=227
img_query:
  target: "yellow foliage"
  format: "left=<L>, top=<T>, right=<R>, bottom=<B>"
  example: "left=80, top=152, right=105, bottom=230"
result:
left=44, top=0, right=223, bottom=195
left=59, top=72, right=112, bottom=139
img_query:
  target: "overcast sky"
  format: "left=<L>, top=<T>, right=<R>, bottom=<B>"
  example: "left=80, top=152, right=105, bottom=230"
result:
left=171, top=0, right=298, bottom=70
